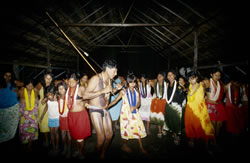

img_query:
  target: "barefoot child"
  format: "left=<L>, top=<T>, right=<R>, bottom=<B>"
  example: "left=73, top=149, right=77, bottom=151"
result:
left=57, top=82, right=71, bottom=158
left=108, top=72, right=147, bottom=153
left=40, top=86, right=60, bottom=154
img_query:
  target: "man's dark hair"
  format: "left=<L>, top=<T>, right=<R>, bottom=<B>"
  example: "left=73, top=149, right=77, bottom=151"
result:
left=102, top=59, right=117, bottom=71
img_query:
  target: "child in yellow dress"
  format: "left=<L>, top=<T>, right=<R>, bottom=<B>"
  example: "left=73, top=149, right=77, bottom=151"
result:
left=108, top=73, right=147, bottom=153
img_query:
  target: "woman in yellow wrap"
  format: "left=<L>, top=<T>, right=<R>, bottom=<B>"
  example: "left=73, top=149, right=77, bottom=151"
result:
left=185, top=71, right=215, bottom=147
left=37, top=72, right=54, bottom=146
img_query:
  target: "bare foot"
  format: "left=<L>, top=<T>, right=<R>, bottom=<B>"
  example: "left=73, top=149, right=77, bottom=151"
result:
left=141, top=148, right=147, bottom=154
left=100, top=152, right=105, bottom=160
left=121, top=144, right=132, bottom=153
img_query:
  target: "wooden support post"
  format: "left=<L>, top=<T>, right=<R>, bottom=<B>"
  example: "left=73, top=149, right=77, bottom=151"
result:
left=45, top=28, right=51, bottom=72
left=193, top=29, right=198, bottom=71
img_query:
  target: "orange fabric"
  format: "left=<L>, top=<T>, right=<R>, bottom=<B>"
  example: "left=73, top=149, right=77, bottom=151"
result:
left=185, top=84, right=214, bottom=141
left=150, top=98, right=166, bottom=114
left=185, top=104, right=214, bottom=141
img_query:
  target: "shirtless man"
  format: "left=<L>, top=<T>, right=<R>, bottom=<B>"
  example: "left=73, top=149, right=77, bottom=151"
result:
left=82, top=59, right=122, bottom=159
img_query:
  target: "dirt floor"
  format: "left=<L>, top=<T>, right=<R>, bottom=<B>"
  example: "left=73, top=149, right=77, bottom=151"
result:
left=0, top=123, right=248, bottom=161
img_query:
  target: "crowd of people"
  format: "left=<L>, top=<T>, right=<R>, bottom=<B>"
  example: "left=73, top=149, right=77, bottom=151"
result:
left=0, top=59, right=248, bottom=159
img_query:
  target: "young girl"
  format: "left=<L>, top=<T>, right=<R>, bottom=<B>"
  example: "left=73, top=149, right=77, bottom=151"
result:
left=40, top=86, right=60, bottom=154
left=185, top=71, right=214, bottom=148
left=139, top=74, right=152, bottom=135
left=150, top=72, right=167, bottom=138
left=164, top=69, right=186, bottom=145
left=57, top=82, right=71, bottom=158
left=203, top=68, right=226, bottom=138
left=108, top=73, right=147, bottom=153
left=67, top=73, right=91, bottom=159
left=37, top=72, right=54, bottom=147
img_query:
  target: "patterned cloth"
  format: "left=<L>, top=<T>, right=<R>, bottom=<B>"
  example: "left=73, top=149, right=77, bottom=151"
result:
left=206, top=102, right=226, bottom=121
left=185, top=84, right=214, bottom=141
left=164, top=83, right=186, bottom=134
left=150, top=98, right=166, bottom=125
left=139, top=84, right=152, bottom=121
left=19, top=102, right=39, bottom=144
left=0, top=103, right=19, bottom=143
left=120, top=91, right=146, bottom=140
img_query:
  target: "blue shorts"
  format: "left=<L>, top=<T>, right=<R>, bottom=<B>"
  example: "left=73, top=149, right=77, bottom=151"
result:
left=48, top=118, right=59, bottom=128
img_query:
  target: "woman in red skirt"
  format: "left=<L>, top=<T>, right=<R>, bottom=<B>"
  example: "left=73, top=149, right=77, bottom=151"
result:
left=66, top=73, right=91, bottom=159
left=203, top=69, right=226, bottom=138
left=224, top=79, right=242, bottom=134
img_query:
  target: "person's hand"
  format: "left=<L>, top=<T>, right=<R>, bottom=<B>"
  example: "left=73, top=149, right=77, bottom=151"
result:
left=41, top=98, right=47, bottom=105
left=104, top=103, right=109, bottom=110
left=39, top=118, right=42, bottom=124
left=130, top=106, right=136, bottom=113
left=115, top=83, right=123, bottom=90
left=102, top=85, right=113, bottom=94
left=85, top=103, right=89, bottom=108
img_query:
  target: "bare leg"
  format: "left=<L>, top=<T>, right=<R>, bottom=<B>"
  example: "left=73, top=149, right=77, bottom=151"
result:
left=66, top=131, right=72, bottom=158
left=50, top=127, right=55, bottom=151
left=138, top=137, right=147, bottom=154
left=76, top=139, right=85, bottom=159
left=43, top=132, right=49, bottom=147
left=146, top=121, right=150, bottom=135
left=61, top=130, right=67, bottom=155
left=55, top=127, right=59, bottom=151
left=90, top=112, right=105, bottom=157
left=101, top=111, right=113, bottom=159
left=157, top=125, right=162, bottom=138
left=121, top=139, right=132, bottom=153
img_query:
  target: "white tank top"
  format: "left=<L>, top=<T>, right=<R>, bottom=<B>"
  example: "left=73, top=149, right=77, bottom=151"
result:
left=47, top=100, right=59, bottom=119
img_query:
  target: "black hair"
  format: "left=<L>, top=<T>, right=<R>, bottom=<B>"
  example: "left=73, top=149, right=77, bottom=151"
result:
left=187, top=71, right=200, bottom=79
left=102, top=59, right=117, bottom=71
left=81, top=72, right=88, bottom=78
left=0, top=71, right=16, bottom=89
left=24, top=79, right=34, bottom=87
left=57, top=81, right=68, bottom=91
left=41, top=71, right=54, bottom=97
left=167, top=69, right=177, bottom=77
left=126, top=72, right=136, bottom=84
left=157, top=71, right=166, bottom=78
left=211, top=68, right=222, bottom=75
left=69, top=73, right=79, bottom=81
left=46, top=85, right=55, bottom=94
left=140, top=73, right=147, bottom=79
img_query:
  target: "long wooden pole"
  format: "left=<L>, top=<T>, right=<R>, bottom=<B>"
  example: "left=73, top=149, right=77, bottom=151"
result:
left=45, top=12, right=98, bottom=75
left=46, top=12, right=122, bottom=89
